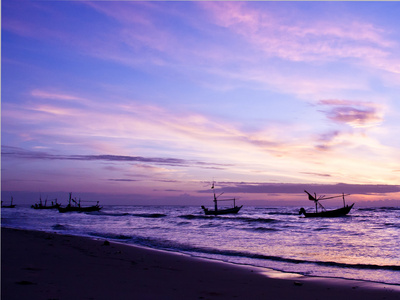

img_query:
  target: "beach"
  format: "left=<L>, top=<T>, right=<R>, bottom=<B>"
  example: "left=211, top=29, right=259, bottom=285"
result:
left=1, top=227, right=399, bottom=300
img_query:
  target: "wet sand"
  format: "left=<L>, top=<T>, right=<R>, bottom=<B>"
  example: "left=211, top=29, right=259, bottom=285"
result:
left=2, top=227, right=399, bottom=299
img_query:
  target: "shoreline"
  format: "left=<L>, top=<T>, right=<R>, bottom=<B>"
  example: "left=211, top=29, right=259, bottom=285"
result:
left=2, top=227, right=400, bottom=299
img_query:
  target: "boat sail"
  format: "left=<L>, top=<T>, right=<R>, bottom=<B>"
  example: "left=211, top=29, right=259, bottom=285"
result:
left=299, top=190, right=354, bottom=217
left=201, top=182, right=242, bottom=215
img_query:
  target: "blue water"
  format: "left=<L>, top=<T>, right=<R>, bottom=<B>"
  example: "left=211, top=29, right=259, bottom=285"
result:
left=1, top=205, right=399, bottom=285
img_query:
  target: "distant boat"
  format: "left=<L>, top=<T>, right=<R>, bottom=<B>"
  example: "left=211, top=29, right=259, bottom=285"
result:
left=1, top=196, right=16, bottom=208
left=299, top=190, right=354, bottom=218
left=58, top=193, right=102, bottom=213
left=201, top=182, right=242, bottom=215
left=32, top=196, right=61, bottom=210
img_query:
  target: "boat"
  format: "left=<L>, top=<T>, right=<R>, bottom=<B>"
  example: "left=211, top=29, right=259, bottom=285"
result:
left=32, top=196, right=61, bottom=209
left=58, top=193, right=102, bottom=213
left=201, top=182, right=242, bottom=215
left=1, top=196, right=16, bottom=208
left=299, top=190, right=354, bottom=218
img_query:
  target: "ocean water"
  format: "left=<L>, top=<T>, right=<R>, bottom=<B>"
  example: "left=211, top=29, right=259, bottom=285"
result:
left=1, top=204, right=399, bottom=285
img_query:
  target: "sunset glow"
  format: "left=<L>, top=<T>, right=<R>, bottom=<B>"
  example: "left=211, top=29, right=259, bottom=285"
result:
left=2, top=1, right=400, bottom=205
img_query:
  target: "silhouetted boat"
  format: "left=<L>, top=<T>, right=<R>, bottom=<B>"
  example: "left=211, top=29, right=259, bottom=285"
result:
left=32, top=196, right=61, bottom=209
left=1, top=196, right=16, bottom=208
left=58, top=193, right=102, bottom=213
left=201, top=182, right=242, bottom=215
left=299, top=190, right=354, bottom=218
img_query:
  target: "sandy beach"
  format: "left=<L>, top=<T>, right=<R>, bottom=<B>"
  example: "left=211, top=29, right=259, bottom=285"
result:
left=1, top=227, right=399, bottom=300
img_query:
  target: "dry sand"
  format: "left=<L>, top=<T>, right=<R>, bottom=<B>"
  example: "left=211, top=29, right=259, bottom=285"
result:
left=1, top=227, right=399, bottom=300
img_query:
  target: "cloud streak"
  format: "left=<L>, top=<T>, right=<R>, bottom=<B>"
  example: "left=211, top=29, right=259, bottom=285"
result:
left=4, top=1, right=399, bottom=98
left=201, top=2, right=394, bottom=65
left=211, top=182, right=400, bottom=196
left=2, top=87, right=398, bottom=187
left=1, top=146, right=231, bottom=170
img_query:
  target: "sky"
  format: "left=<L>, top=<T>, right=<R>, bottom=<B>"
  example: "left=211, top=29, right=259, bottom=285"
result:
left=2, top=1, right=400, bottom=206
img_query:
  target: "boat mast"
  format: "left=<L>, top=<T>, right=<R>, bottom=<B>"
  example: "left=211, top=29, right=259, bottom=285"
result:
left=314, top=192, right=317, bottom=213
left=342, top=193, right=346, bottom=207
left=212, top=182, right=218, bottom=211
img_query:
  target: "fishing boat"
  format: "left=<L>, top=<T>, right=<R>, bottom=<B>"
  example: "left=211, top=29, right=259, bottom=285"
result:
left=58, top=193, right=102, bottom=213
left=32, top=196, right=61, bottom=209
left=201, top=182, right=242, bottom=215
left=1, top=196, right=16, bottom=208
left=299, top=190, right=354, bottom=218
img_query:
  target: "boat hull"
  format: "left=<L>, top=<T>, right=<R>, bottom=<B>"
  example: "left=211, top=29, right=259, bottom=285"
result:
left=202, top=205, right=243, bottom=216
left=32, top=204, right=61, bottom=210
left=58, top=205, right=102, bottom=213
left=301, top=203, right=354, bottom=218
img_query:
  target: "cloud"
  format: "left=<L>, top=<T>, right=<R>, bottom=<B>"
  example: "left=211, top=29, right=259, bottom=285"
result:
left=300, top=172, right=331, bottom=178
left=108, top=179, right=138, bottom=182
left=317, top=99, right=383, bottom=128
left=209, top=182, right=400, bottom=195
left=201, top=2, right=393, bottom=63
left=2, top=1, right=399, bottom=189
left=314, top=130, right=342, bottom=151
left=3, top=89, right=300, bottom=181
left=94, top=0, right=392, bottom=66
left=3, top=90, right=396, bottom=186
left=1, top=146, right=231, bottom=170
left=326, top=107, right=379, bottom=126
left=4, top=1, right=398, bottom=99
left=196, top=1, right=400, bottom=97
left=31, top=90, right=86, bottom=102
left=24, top=90, right=291, bottom=155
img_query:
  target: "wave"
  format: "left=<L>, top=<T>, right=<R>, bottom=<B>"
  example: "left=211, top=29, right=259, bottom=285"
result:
left=358, top=207, right=400, bottom=212
left=313, top=227, right=331, bottom=231
left=131, top=213, right=167, bottom=218
left=384, top=223, right=400, bottom=228
left=91, top=212, right=130, bottom=217
left=264, top=211, right=297, bottom=216
left=249, top=227, right=280, bottom=232
left=51, top=224, right=68, bottom=230
left=199, top=223, right=222, bottom=228
left=179, top=214, right=215, bottom=220
left=178, top=214, right=279, bottom=225
left=212, top=251, right=400, bottom=272
left=199, top=248, right=400, bottom=272
left=125, top=236, right=400, bottom=272
left=89, top=232, right=133, bottom=240
left=87, top=211, right=167, bottom=218
left=236, top=216, right=278, bottom=224
left=177, top=221, right=191, bottom=226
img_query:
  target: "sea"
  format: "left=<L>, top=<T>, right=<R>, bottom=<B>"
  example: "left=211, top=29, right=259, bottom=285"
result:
left=1, top=204, right=399, bottom=286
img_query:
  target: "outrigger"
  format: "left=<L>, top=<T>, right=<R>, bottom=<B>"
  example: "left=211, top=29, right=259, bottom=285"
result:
left=299, top=190, right=354, bottom=217
left=201, top=182, right=242, bottom=215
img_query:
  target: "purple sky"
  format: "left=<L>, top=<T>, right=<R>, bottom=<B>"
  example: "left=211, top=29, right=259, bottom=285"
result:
left=2, top=1, right=400, bottom=206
